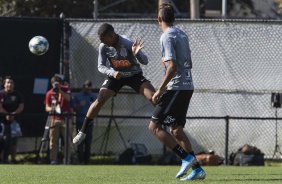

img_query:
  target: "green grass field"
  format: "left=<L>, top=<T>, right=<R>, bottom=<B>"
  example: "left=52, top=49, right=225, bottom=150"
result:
left=0, top=165, right=282, bottom=184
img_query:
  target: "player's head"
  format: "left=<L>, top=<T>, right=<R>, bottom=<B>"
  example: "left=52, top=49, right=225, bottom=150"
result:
left=158, top=3, right=175, bottom=25
left=98, top=23, right=117, bottom=47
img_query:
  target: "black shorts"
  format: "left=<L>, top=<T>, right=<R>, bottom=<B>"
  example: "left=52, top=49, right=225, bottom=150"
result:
left=101, top=73, right=149, bottom=94
left=151, top=90, right=194, bottom=127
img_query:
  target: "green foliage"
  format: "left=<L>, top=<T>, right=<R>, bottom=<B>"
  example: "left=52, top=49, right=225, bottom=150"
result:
left=227, top=0, right=257, bottom=17
left=0, top=1, right=280, bottom=19
left=14, top=0, right=94, bottom=18
left=0, top=0, right=159, bottom=18
left=99, top=0, right=158, bottom=14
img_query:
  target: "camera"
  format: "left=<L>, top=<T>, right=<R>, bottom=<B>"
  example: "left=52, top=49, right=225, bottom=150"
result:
left=52, top=82, right=60, bottom=93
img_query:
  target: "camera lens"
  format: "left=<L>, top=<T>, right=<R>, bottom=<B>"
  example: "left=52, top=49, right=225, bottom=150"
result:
left=53, top=87, right=59, bottom=93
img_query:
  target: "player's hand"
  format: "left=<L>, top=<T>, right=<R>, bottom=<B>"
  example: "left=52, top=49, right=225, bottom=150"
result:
left=6, top=114, right=15, bottom=121
left=152, top=91, right=161, bottom=104
left=152, top=88, right=165, bottom=104
left=132, top=38, right=144, bottom=55
left=113, top=72, right=122, bottom=79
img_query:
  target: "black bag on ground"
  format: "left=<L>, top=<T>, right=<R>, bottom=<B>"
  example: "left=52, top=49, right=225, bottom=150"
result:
left=230, top=144, right=265, bottom=166
left=131, top=143, right=152, bottom=164
left=117, top=148, right=135, bottom=165
left=117, top=143, right=152, bottom=165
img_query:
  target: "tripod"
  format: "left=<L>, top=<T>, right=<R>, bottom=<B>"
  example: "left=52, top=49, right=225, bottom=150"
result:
left=99, top=97, right=127, bottom=156
left=37, top=112, right=53, bottom=164
left=272, top=107, right=282, bottom=159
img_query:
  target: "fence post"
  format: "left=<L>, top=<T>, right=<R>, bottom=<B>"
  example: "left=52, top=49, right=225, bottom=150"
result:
left=64, top=114, right=70, bottom=165
left=59, top=13, right=65, bottom=76
left=225, top=115, right=229, bottom=165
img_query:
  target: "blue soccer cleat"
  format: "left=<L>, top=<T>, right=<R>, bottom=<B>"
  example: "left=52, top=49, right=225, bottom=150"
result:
left=175, top=154, right=197, bottom=178
left=180, top=168, right=206, bottom=181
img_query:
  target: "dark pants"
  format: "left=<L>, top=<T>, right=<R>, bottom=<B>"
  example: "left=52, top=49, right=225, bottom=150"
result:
left=0, top=124, right=11, bottom=163
left=76, top=122, right=93, bottom=164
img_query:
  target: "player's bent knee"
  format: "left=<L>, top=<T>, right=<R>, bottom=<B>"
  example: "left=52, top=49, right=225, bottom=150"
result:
left=170, top=128, right=182, bottom=138
left=149, top=123, right=165, bottom=136
left=148, top=122, right=158, bottom=135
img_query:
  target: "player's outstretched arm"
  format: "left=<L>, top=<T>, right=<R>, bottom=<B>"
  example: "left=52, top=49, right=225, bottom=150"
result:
left=132, top=38, right=148, bottom=65
left=132, top=38, right=144, bottom=55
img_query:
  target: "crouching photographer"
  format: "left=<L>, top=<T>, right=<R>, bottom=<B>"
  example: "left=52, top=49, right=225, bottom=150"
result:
left=44, top=75, right=73, bottom=165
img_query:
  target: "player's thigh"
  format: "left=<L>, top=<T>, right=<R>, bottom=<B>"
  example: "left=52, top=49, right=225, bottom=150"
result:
left=171, top=90, right=193, bottom=123
left=96, top=88, right=116, bottom=104
left=101, top=77, right=122, bottom=94
left=153, top=90, right=193, bottom=126
left=125, top=73, right=153, bottom=93
left=140, top=81, right=155, bottom=100
left=152, top=91, right=175, bottom=125
left=171, top=90, right=193, bottom=127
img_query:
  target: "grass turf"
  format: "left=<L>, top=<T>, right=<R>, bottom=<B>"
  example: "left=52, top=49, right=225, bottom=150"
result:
left=0, top=165, right=282, bottom=184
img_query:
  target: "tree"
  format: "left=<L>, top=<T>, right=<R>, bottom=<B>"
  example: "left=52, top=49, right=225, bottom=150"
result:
left=0, top=0, right=158, bottom=18
left=227, top=0, right=282, bottom=19
left=0, top=0, right=94, bottom=18
left=0, top=0, right=16, bottom=16
left=0, top=0, right=281, bottom=19
left=275, top=0, right=282, bottom=13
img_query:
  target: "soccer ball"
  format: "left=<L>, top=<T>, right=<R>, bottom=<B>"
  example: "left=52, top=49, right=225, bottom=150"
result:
left=29, top=36, right=49, bottom=55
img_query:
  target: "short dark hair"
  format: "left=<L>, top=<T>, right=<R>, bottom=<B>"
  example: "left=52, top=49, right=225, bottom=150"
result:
left=97, top=23, right=115, bottom=36
left=83, top=80, right=92, bottom=87
left=3, top=75, right=14, bottom=83
left=159, top=3, right=175, bottom=24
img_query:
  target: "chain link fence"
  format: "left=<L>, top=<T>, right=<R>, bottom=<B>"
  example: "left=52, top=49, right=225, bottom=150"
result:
left=65, top=18, right=282, bottom=163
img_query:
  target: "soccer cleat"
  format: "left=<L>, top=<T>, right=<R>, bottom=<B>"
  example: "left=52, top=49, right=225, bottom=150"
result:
left=175, top=154, right=197, bottom=178
left=180, top=168, right=206, bottom=181
left=73, top=131, right=86, bottom=145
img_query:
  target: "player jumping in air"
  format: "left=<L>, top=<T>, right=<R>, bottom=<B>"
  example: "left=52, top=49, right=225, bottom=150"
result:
left=73, top=23, right=156, bottom=145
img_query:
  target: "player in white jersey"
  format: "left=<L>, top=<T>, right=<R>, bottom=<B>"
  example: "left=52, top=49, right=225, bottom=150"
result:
left=148, top=3, right=205, bottom=180
left=73, top=23, right=156, bottom=145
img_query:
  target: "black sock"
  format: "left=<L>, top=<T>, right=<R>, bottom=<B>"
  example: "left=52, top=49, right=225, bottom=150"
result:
left=172, top=144, right=188, bottom=159
left=80, top=117, right=93, bottom=133
left=189, top=151, right=201, bottom=170
left=189, top=151, right=195, bottom=157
